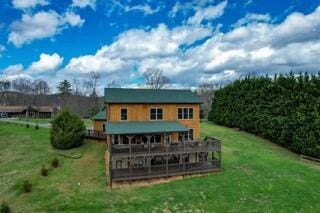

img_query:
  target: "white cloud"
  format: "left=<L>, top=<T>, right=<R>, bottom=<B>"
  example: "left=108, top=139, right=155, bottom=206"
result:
left=28, top=53, right=63, bottom=74
left=124, top=4, right=160, bottom=15
left=1, top=64, right=31, bottom=81
left=71, top=0, right=96, bottom=10
left=0, top=45, right=5, bottom=57
left=233, top=13, right=271, bottom=27
left=187, top=1, right=228, bottom=25
left=4, top=5, right=320, bottom=88
left=8, top=10, right=85, bottom=47
left=12, top=0, right=49, bottom=9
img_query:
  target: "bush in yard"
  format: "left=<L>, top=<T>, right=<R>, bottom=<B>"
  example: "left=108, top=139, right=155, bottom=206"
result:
left=41, top=165, right=48, bottom=176
left=50, top=109, right=86, bottom=149
left=26, top=123, right=30, bottom=128
left=51, top=158, right=59, bottom=168
left=23, top=180, right=32, bottom=193
left=35, top=123, right=39, bottom=130
left=0, top=201, right=10, bottom=213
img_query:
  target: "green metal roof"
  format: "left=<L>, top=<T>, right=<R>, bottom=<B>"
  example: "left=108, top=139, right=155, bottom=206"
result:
left=92, top=108, right=107, bottom=120
left=104, top=88, right=202, bottom=104
left=105, top=121, right=188, bottom=135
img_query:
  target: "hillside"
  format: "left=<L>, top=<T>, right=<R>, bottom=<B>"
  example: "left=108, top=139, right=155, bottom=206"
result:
left=0, top=121, right=319, bottom=212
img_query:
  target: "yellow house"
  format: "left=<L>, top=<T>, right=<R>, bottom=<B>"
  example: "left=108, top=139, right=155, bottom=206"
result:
left=92, top=88, right=221, bottom=184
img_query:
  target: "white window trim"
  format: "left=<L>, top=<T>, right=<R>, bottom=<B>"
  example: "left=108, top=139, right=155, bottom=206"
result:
left=177, top=107, right=194, bottom=120
left=120, top=107, right=128, bottom=121
left=149, top=107, right=163, bottom=121
left=187, top=128, right=194, bottom=141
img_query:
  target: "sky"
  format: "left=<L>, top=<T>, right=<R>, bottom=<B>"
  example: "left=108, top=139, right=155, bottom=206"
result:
left=1, top=0, right=320, bottom=92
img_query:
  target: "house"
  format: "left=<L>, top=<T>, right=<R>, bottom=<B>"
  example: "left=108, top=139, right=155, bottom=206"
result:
left=92, top=88, right=221, bottom=185
left=0, top=106, right=53, bottom=118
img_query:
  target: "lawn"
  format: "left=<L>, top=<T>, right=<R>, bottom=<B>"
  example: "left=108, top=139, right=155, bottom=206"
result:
left=17, top=117, right=52, bottom=124
left=0, top=122, right=319, bottom=212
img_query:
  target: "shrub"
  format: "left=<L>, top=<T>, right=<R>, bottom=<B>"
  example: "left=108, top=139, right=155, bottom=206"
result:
left=0, top=201, right=10, bottom=213
left=23, top=180, right=32, bottom=193
left=35, top=123, right=39, bottom=130
left=26, top=123, right=30, bottom=128
left=41, top=165, right=48, bottom=176
left=51, top=158, right=59, bottom=168
left=50, top=109, right=86, bottom=149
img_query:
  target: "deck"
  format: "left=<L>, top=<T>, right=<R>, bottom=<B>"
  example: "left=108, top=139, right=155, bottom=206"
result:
left=111, top=160, right=220, bottom=181
left=85, top=130, right=107, bottom=140
left=111, top=139, right=221, bottom=156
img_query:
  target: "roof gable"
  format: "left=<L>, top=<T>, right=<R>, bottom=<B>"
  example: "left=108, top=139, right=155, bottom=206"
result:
left=104, top=88, right=202, bottom=104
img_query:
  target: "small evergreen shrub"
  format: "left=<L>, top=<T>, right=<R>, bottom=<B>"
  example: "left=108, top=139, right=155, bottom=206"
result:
left=23, top=180, right=32, bottom=193
left=50, top=109, right=86, bottom=149
left=26, top=123, right=30, bottom=128
left=51, top=158, right=59, bottom=168
left=0, top=201, right=10, bottom=213
left=35, top=123, right=39, bottom=130
left=41, top=166, right=48, bottom=176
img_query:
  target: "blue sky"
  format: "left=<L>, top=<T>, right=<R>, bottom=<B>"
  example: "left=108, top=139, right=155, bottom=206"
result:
left=1, top=0, right=320, bottom=91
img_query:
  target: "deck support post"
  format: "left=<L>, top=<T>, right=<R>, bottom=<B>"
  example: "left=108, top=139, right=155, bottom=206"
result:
left=127, top=135, right=134, bottom=181
left=146, top=135, right=152, bottom=176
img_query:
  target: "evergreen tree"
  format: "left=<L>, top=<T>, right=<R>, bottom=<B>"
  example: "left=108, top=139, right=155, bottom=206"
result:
left=57, top=80, right=72, bottom=95
left=208, top=72, right=320, bottom=158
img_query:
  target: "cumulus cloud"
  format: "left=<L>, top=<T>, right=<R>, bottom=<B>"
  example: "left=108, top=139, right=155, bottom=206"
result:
left=8, top=10, right=85, bottom=47
left=4, top=5, right=320, bottom=88
left=71, top=0, right=96, bottom=10
left=27, top=53, right=63, bottom=74
left=12, top=0, right=49, bottom=9
left=187, top=1, right=228, bottom=25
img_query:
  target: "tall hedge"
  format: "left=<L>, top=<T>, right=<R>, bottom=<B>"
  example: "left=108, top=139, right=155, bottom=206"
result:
left=50, top=109, right=86, bottom=149
left=209, top=72, right=320, bottom=158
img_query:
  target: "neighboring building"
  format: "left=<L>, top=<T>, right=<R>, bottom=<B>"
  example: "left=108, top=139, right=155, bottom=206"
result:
left=0, top=106, right=53, bottom=118
left=92, top=107, right=107, bottom=132
left=92, top=88, right=221, bottom=185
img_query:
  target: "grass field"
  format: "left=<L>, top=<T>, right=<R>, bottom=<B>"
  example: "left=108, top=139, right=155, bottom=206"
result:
left=12, top=118, right=93, bottom=128
left=0, top=122, right=319, bottom=212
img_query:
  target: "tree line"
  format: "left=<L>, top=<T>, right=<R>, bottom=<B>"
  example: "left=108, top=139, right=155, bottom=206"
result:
left=209, top=72, right=320, bottom=158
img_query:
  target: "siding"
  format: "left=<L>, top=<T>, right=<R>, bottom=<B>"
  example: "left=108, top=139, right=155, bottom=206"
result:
left=107, top=103, right=201, bottom=140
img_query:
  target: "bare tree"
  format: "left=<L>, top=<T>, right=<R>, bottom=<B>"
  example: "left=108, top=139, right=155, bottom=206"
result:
left=72, top=78, right=82, bottom=96
left=88, top=71, right=101, bottom=97
left=33, top=79, right=50, bottom=95
left=12, top=78, right=33, bottom=94
left=143, top=68, right=170, bottom=89
left=197, top=83, right=216, bottom=118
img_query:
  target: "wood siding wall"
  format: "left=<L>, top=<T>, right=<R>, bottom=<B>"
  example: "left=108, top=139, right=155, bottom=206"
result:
left=106, top=103, right=201, bottom=140
left=93, top=120, right=105, bottom=132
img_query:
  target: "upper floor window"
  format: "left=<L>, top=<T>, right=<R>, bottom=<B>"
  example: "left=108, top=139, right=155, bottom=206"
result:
left=178, top=107, right=194, bottom=119
left=120, top=108, right=127, bottom=121
left=150, top=108, right=163, bottom=120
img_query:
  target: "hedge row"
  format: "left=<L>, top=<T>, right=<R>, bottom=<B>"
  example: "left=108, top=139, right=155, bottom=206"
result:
left=209, top=72, right=320, bottom=158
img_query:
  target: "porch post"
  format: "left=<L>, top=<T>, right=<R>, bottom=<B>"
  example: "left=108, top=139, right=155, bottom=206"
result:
left=146, top=135, right=152, bottom=176
left=127, top=135, right=134, bottom=180
left=166, top=154, right=168, bottom=177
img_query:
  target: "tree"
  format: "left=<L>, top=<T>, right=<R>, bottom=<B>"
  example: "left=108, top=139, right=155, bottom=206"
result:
left=50, top=109, right=86, bottom=149
left=57, top=80, right=72, bottom=95
left=33, top=79, right=50, bottom=95
left=12, top=78, right=32, bottom=94
left=143, top=68, right=170, bottom=89
left=197, top=83, right=216, bottom=118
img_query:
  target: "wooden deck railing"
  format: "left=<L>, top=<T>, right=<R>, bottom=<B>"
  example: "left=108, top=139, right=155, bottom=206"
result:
left=86, top=130, right=107, bottom=140
left=111, top=160, right=221, bottom=181
left=111, top=139, right=221, bottom=156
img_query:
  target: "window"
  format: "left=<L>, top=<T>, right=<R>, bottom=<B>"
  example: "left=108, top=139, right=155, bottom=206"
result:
left=178, top=129, right=194, bottom=141
left=150, top=134, right=161, bottom=143
left=120, top=108, right=127, bottom=121
left=112, top=135, right=119, bottom=145
left=177, top=107, right=194, bottom=119
left=150, top=108, right=163, bottom=120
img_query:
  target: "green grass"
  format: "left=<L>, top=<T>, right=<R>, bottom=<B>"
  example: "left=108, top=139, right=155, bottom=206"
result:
left=18, top=117, right=52, bottom=124
left=0, top=122, right=319, bottom=212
